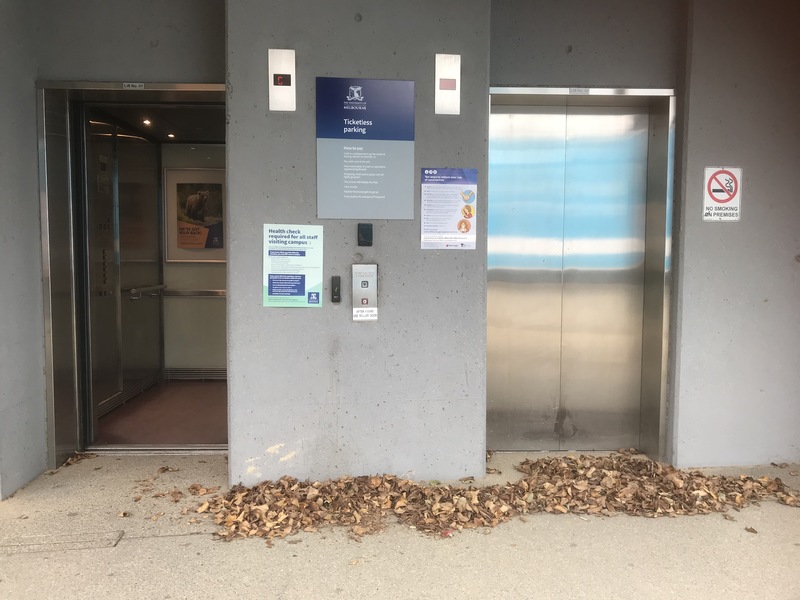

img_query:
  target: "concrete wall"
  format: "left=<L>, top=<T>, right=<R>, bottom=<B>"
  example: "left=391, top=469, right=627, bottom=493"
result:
left=490, top=0, right=683, bottom=88
left=226, top=0, right=490, bottom=484
left=37, top=0, right=225, bottom=83
left=0, top=1, right=46, bottom=498
left=672, top=0, right=800, bottom=466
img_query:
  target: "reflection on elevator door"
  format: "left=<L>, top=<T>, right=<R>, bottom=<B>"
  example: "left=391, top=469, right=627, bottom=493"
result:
left=487, top=104, right=649, bottom=451
left=83, top=109, right=163, bottom=439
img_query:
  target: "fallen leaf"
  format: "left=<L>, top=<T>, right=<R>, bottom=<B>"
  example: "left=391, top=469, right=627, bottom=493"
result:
left=723, top=513, right=736, bottom=521
left=745, top=526, right=757, bottom=534
left=666, top=473, right=684, bottom=489
left=170, top=489, right=183, bottom=503
left=202, top=453, right=799, bottom=543
left=133, top=495, right=142, bottom=503
left=158, top=466, right=179, bottom=474
left=118, top=511, right=130, bottom=518
left=62, top=452, right=98, bottom=467
left=485, top=467, right=502, bottom=475
left=459, top=476, right=475, bottom=484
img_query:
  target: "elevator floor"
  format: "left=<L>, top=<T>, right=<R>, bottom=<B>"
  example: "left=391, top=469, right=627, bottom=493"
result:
left=95, top=380, right=227, bottom=445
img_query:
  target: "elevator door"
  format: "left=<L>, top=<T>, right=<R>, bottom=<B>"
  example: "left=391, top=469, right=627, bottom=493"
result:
left=83, top=108, right=163, bottom=439
left=487, top=103, right=648, bottom=451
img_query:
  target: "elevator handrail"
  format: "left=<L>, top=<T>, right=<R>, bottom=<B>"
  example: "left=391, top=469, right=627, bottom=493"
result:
left=162, top=289, right=226, bottom=298
left=123, top=284, right=166, bottom=300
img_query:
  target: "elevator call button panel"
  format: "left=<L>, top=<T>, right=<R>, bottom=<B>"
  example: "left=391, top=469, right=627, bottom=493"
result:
left=352, top=264, right=378, bottom=321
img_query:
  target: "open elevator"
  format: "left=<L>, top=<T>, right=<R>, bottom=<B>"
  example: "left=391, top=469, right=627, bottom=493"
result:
left=38, top=84, right=227, bottom=463
left=486, top=89, right=674, bottom=456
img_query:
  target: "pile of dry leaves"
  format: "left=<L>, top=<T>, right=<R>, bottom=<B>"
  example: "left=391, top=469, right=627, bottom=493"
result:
left=202, top=453, right=798, bottom=542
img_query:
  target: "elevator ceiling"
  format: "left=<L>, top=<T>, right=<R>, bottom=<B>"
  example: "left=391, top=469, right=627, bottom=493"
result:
left=96, top=103, right=226, bottom=144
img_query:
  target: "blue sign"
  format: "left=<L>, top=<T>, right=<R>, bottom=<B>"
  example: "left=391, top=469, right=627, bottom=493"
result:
left=316, top=77, right=415, bottom=141
left=421, top=168, right=478, bottom=186
left=268, top=274, right=305, bottom=297
left=316, top=77, right=415, bottom=219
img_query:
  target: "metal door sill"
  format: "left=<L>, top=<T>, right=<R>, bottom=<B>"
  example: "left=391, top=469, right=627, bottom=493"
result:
left=85, top=444, right=227, bottom=455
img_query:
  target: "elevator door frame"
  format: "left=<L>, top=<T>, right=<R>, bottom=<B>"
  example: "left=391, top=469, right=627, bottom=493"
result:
left=487, top=87, right=675, bottom=460
left=37, top=82, right=227, bottom=468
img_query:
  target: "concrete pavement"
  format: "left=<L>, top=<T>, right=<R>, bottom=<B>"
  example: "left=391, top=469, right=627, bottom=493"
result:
left=1, top=453, right=798, bottom=599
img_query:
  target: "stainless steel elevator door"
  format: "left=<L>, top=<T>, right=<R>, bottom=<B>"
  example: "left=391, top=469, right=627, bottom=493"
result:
left=117, top=123, right=163, bottom=402
left=84, top=109, right=162, bottom=435
left=85, top=115, right=123, bottom=417
left=487, top=104, right=649, bottom=451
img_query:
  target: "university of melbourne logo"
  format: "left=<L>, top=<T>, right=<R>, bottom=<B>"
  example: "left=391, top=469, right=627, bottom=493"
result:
left=344, top=85, right=366, bottom=110
left=346, top=86, right=364, bottom=102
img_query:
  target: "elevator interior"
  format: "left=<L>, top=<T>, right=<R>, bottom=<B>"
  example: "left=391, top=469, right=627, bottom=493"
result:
left=486, top=89, right=673, bottom=457
left=38, top=85, right=227, bottom=464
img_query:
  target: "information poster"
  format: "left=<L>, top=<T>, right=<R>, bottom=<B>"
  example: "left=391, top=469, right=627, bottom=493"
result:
left=263, top=224, right=323, bottom=308
left=420, top=168, right=478, bottom=249
left=176, top=183, right=224, bottom=249
left=164, top=168, right=225, bottom=262
left=316, top=77, right=415, bottom=219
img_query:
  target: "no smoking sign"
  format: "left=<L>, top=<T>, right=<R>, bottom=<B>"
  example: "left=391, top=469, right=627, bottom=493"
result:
left=703, top=166, right=742, bottom=222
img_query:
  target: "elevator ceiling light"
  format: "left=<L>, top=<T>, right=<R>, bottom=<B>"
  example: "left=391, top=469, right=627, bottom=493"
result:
left=167, top=133, right=175, bottom=139
left=142, top=119, right=151, bottom=126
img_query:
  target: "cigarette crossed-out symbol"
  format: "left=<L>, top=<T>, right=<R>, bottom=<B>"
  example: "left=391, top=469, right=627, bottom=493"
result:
left=708, top=169, right=738, bottom=203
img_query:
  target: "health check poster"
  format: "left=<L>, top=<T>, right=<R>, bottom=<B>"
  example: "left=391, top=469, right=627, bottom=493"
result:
left=263, top=224, right=324, bottom=308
